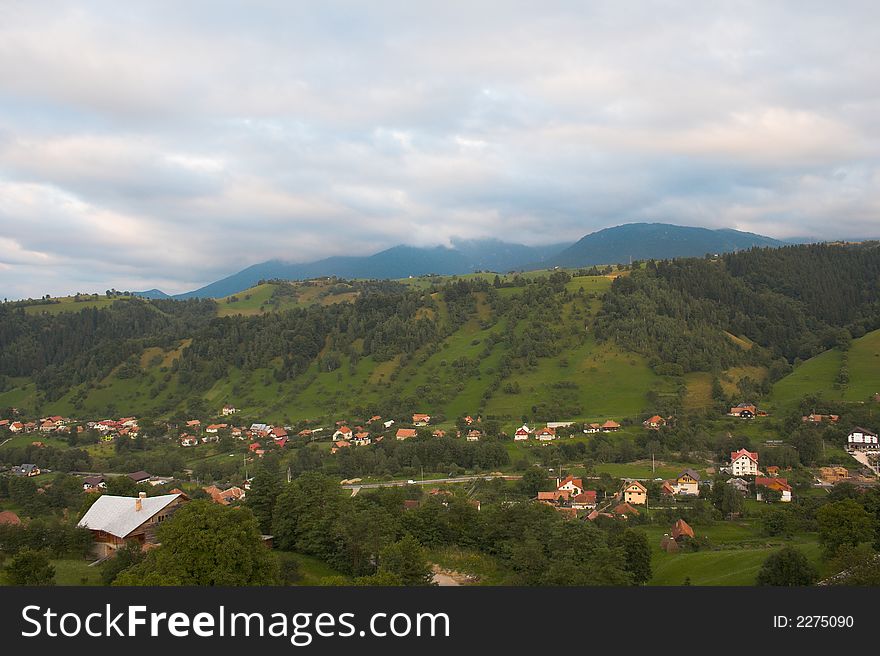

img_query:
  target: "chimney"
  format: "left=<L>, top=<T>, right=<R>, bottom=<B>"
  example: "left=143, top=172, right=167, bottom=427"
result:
left=135, top=491, right=146, bottom=511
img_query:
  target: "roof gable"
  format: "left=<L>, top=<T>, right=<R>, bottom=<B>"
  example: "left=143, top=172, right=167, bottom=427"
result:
left=77, top=494, right=182, bottom=538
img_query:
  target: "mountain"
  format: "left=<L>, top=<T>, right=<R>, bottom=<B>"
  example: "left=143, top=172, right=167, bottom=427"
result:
left=133, top=289, right=171, bottom=299
left=547, top=223, right=785, bottom=269
left=174, top=239, right=570, bottom=299
left=171, top=223, right=786, bottom=299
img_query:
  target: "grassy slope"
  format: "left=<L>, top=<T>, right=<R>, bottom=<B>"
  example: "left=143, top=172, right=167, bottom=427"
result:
left=3, top=274, right=670, bottom=426
left=768, top=328, right=880, bottom=411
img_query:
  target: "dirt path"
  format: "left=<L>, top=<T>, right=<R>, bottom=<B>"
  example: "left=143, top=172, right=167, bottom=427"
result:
left=430, top=564, right=462, bottom=586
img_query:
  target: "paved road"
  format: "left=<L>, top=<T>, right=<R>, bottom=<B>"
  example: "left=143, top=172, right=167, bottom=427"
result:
left=341, top=474, right=521, bottom=490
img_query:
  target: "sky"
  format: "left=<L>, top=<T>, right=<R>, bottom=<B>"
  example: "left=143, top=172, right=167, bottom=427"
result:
left=1, top=1, right=879, bottom=298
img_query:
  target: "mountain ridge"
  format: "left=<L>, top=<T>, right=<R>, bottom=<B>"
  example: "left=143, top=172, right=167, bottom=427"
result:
left=147, top=223, right=793, bottom=299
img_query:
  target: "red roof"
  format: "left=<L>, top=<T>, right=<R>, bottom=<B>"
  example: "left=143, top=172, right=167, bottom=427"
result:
left=731, top=448, right=758, bottom=463
left=756, top=477, right=791, bottom=492
left=601, top=420, right=621, bottom=429
left=573, top=491, right=597, bottom=504
left=0, top=510, right=22, bottom=525
left=557, top=475, right=583, bottom=490
left=671, top=518, right=694, bottom=539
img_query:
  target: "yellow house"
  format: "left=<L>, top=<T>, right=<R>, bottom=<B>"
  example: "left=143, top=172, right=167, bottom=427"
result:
left=623, top=481, right=647, bottom=505
left=673, top=469, right=700, bottom=496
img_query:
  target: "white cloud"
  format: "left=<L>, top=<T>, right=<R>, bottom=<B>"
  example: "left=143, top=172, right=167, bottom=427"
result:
left=0, top=0, right=879, bottom=297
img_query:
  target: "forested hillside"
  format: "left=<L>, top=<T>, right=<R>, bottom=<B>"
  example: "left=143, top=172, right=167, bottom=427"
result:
left=595, top=242, right=880, bottom=374
left=2, top=243, right=879, bottom=426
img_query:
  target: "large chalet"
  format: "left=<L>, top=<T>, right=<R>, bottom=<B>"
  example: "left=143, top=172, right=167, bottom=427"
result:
left=77, top=492, right=187, bottom=557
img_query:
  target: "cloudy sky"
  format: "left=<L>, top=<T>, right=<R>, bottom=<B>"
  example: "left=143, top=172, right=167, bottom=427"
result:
left=1, top=1, right=879, bottom=298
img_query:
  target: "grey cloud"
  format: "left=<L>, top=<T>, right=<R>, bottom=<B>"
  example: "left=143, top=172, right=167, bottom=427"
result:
left=1, top=1, right=879, bottom=298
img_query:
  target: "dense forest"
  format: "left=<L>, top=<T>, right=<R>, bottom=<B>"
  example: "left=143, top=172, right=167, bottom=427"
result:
left=1, top=242, right=878, bottom=421
left=595, top=242, right=880, bottom=374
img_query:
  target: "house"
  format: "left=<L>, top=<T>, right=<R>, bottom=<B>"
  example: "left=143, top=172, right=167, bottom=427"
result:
left=622, top=480, right=647, bottom=505
left=672, top=469, right=700, bottom=496
left=729, top=404, right=756, bottom=418
left=432, top=429, right=446, bottom=438
left=466, top=429, right=482, bottom=442
left=612, top=502, right=640, bottom=517
left=203, top=485, right=245, bottom=506
left=557, top=475, right=584, bottom=496
left=514, top=424, right=532, bottom=441
left=250, top=423, right=270, bottom=434
left=186, top=419, right=201, bottom=430
left=383, top=420, right=395, bottom=428
left=352, top=432, right=372, bottom=446
left=571, top=490, right=597, bottom=509
left=600, top=420, right=620, bottom=432
left=270, top=426, right=288, bottom=440
left=643, top=415, right=666, bottom=430
left=671, top=518, right=695, bottom=540
left=221, top=404, right=237, bottom=416
left=369, top=415, right=382, bottom=423
left=583, top=423, right=601, bottom=434
left=0, top=510, right=22, bottom=526
left=756, top=477, right=792, bottom=503
left=730, top=449, right=759, bottom=477
left=412, top=413, right=431, bottom=426
left=819, top=466, right=849, bottom=483
left=766, top=465, right=779, bottom=476
left=128, top=471, right=152, bottom=485
left=330, top=440, right=351, bottom=454
left=231, top=427, right=244, bottom=439
left=333, top=426, right=353, bottom=440
left=9, top=421, right=23, bottom=433
left=396, top=428, right=418, bottom=441
left=82, top=475, right=106, bottom=492
left=179, top=434, right=198, bottom=447
left=205, top=423, right=227, bottom=434
left=77, top=492, right=187, bottom=557
left=537, top=490, right=571, bottom=505
left=802, top=413, right=838, bottom=424
left=727, top=477, right=750, bottom=495
left=847, top=427, right=878, bottom=451
left=13, top=464, right=40, bottom=477
left=660, top=481, right=676, bottom=496
left=535, top=427, right=556, bottom=441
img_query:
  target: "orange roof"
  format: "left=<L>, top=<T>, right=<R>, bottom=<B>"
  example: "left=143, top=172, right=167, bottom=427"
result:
left=612, top=502, right=639, bottom=516
left=557, top=475, right=583, bottom=490
left=671, top=518, right=694, bottom=539
left=396, top=428, right=418, bottom=439
left=601, top=420, right=620, bottom=428
left=0, top=510, right=22, bottom=525
left=625, top=480, right=647, bottom=493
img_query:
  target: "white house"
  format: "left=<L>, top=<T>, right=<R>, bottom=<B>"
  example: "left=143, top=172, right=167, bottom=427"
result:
left=730, top=449, right=759, bottom=477
left=847, top=427, right=878, bottom=451
left=557, top=475, right=584, bottom=496
left=221, top=404, right=237, bottom=416
left=333, top=426, right=353, bottom=440
left=535, top=427, right=556, bottom=441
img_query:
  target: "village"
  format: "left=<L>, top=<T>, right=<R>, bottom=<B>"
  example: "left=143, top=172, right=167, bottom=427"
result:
left=2, top=394, right=878, bottom=586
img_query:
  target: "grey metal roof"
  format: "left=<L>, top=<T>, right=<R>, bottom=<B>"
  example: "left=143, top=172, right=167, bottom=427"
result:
left=77, top=494, right=181, bottom=538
